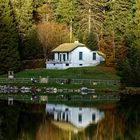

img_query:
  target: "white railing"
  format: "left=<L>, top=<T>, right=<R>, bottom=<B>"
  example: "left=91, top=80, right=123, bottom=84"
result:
left=47, top=60, right=71, bottom=64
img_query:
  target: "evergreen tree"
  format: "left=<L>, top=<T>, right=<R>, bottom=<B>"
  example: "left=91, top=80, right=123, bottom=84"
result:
left=0, top=0, right=20, bottom=74
left=23, top=26, right=43, bottom=60
left=133, top=0, right=140, bottom=52
left=102, top=0, right=135, bottom=65
left=117, top=35, right=140, bottom=87
left=55, top=0, right=80, bottom=42
left=79, top=0, right=104, bottom=47
left=85, top=32, right=98, bottom=50
left=11, top=0, right=39, bottom=60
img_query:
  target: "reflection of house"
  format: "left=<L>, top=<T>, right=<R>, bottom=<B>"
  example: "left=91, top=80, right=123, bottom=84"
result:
left=46, top=104, right=104, bottom=129
left=46, top=41, right=105, bottom=69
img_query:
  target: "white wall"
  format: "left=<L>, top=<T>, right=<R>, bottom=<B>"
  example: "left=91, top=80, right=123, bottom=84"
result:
left=70, top=47, right=102, bottom=67
left=46, top=46, right=104, bottom=69
left=47, top=63, right=73, bottom=69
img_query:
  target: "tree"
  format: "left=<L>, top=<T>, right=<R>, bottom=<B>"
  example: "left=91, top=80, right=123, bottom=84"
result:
left=117, top=42, right=140, bottom=87
left=0, top=0, right=20, bottom=74
left=101, top=0, right=135, bottom=66
left=11, top=0, right=36, bottom=60
left=37, top=22, right=69, bottom=59
left=22, top=26, right=44, bottom=60
left=133, top=0, right=140, bottom=52
left=34, top=3, right=54, bottom=23
left=79, top=0, right=104, bottom=49
left=85, top=32, right=98, bottom=50
left=55, top=0, right=80, bottom=42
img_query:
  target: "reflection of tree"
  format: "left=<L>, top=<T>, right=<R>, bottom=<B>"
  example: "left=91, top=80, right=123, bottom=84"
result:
left=36, top=114, right=70, bottom=140
left=18, top=112, right=43, bottom=140
left=0, top=101, right=20, bottom=140
left=116, top=98, right=140, bottom=140
left=85, top=124, right=97, bottom=139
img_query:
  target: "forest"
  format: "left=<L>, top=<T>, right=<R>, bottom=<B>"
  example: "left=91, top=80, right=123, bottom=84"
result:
left=0, top=0, right=140, bottom=86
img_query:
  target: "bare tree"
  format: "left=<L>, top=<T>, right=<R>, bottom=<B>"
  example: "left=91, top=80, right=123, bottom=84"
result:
left=37, top=22, right=69, bottom=59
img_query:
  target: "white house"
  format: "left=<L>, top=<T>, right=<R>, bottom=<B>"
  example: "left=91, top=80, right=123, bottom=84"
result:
left=46, top=42, right=105, bottom=69
left=46, top=103, right=104, bottom=130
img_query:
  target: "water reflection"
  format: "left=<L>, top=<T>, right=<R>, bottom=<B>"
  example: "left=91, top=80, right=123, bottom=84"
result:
left=1, top=98, right=140, bottom=140
left=46, top=104, right=104, bottom=130
left=36, top=104, right=105, bottom=140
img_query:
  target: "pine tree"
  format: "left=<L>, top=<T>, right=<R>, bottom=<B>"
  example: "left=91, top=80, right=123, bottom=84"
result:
left=0, top=0, right=20, bottom=74
left=55, top=0, right=80, bottom=42
left=117, top=35, right=140, bottom=87
left=102, top=0, right=135, bottom=66
left=85, top=32, right=98, bottom=50
left=133, top=0, right=140, bottom=52
left=11, top=0, right=39, bottom=60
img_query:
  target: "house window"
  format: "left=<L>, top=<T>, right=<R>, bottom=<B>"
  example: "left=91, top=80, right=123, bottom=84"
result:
left=79, top=107, right=82, bottom=110
left=79, top=52, right=83, bottom=60
left=93, top=52, right=96, bottom=60
left=67, top=52, right=69, bottom=60
left=60, top=54, right=62, bottom=61
left=66, top=63, right=69, bottom=66
left=78, top=114, right=82, bottom=123
left=58, top=53, right=60, bottom=60
left=63, top=54, right=66, bottom=61
left=92, top=114, right=96, bottom=121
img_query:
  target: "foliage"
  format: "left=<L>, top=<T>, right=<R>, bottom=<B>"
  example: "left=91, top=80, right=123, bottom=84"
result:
left=102, top=0, right=135, bottom=66
left=22, top=26, right=44, bottom=60
left=85, top=32, right=98, bottom=51
left=55, top=0, right=78, bottom=24
left=37, top=22, right=69, bottom=59
left=35, top=3, right=54, bottom=23
left=116, top=99, right=140, bottom=140
left=21, top=59, right=45, bottom=70
left=0, top=102, right=20, bottom=140
left=11, top=0, right=39, bottom=60
left=0, top=0, right=20, bottom=74
left=117, top=45, right=140, bottom=87
left=79, top=0, right=104, bottom=44
left=0, top=0, right=140, bottom=80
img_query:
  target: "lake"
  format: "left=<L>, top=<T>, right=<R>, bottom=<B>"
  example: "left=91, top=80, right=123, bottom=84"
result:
left=0, top=97, right=140, bottom=140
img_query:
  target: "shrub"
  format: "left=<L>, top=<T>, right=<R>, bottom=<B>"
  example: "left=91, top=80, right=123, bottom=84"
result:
left=21, top=59, right=45, bottom=70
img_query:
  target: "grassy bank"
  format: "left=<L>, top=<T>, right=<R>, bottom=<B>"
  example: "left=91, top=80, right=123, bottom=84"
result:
left=6, top=65, right=119, bottom=80
left=0, top=65, right=120, bottom=93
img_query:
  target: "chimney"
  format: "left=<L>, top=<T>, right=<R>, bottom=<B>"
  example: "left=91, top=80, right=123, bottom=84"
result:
left=74, top=40, right=79, bottom=43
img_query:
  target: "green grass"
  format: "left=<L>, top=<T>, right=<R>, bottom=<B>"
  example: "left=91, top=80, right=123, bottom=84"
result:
left=6, top=65, right=119, bottom=80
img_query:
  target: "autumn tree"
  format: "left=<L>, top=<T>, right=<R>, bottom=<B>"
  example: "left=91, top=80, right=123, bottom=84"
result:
left=37, top=22, right=69, bottom=59
left=35, top=3, right=54, bottom=23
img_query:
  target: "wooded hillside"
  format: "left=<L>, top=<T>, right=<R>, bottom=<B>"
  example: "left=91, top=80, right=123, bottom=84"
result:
left=0, top=0, right=140, bottom=83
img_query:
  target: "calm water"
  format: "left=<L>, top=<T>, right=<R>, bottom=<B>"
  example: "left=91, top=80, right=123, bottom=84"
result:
left=0, top=98, right=140, bottom=140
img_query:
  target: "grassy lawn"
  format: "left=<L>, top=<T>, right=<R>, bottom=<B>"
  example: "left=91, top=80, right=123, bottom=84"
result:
left=0, top=65, right=120, bottom=94
left=7, top=65, right=119, bottom=80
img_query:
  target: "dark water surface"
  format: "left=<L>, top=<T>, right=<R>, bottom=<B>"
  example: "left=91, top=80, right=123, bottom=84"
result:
left=0, top=98, right=140, bottom=140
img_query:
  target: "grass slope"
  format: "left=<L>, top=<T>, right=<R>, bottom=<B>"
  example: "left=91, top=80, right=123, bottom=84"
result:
left=13, top=65, right=119, bottom=80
